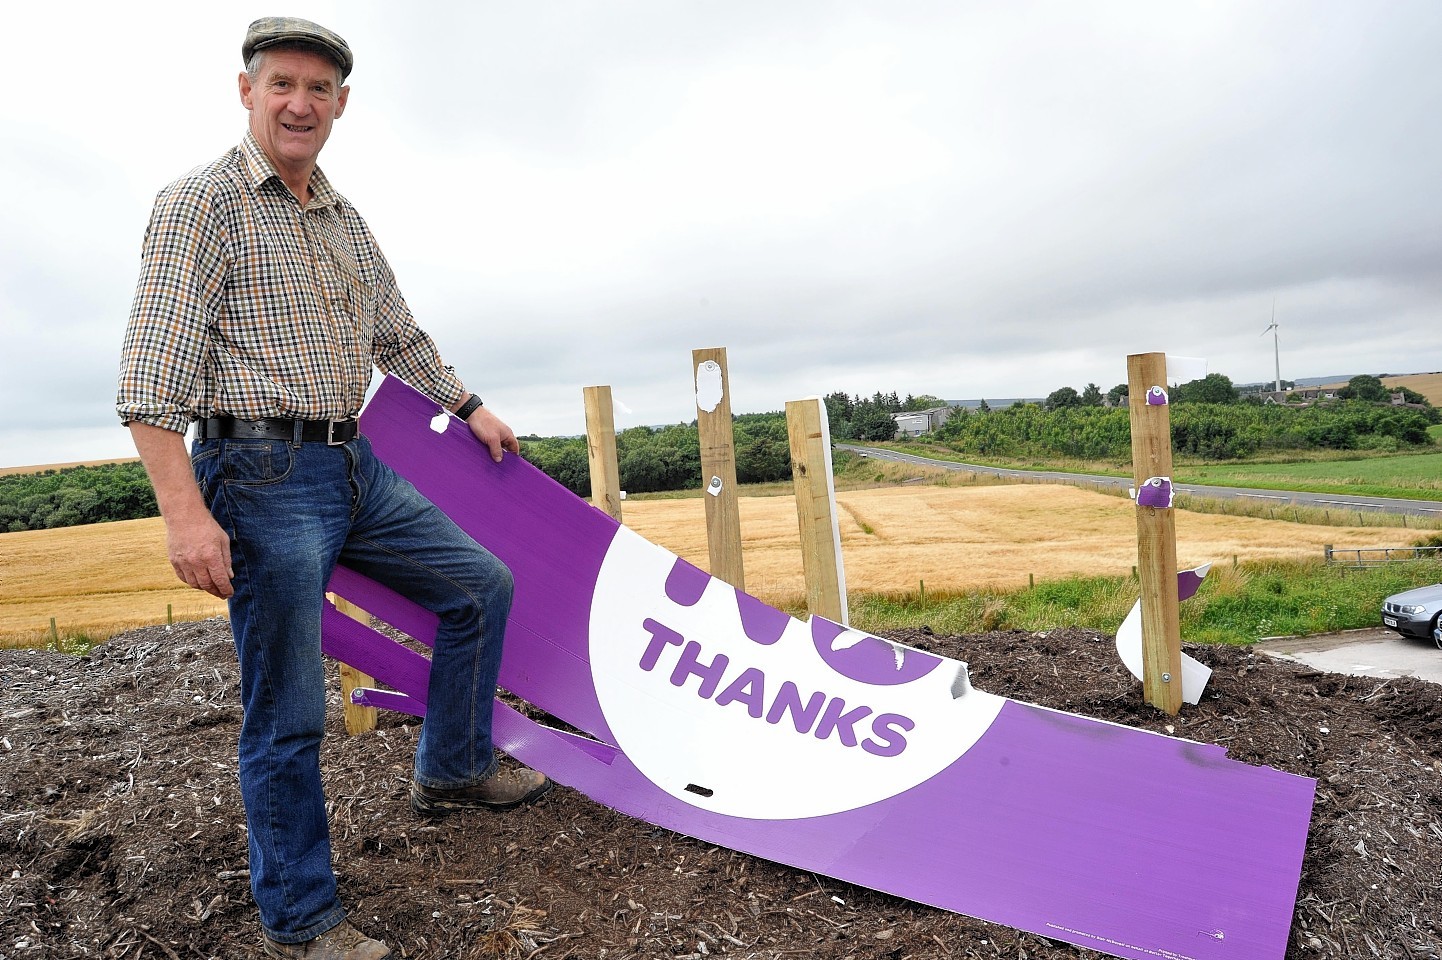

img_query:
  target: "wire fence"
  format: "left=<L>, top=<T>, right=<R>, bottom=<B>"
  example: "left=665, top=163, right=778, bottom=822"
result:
left=1323, top=544, right=1442, bottom=567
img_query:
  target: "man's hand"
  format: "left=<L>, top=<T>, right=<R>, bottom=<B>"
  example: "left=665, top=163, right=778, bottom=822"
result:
left=129, top=421, right=235, bottom=598
left=462, top=402, right=519, bottom=463
left=165, top=511, right=235, bottom=599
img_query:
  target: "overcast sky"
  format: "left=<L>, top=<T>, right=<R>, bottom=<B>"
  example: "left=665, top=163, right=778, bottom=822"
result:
left=3, top=1, right=1439, bottom=468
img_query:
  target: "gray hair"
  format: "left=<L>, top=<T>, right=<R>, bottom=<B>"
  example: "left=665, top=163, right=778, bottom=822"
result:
left=245, top=42, right=345, bottom=86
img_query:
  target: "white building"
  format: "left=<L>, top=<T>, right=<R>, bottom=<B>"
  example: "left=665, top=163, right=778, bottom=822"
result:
left=891, top=406, right=954, bottom=437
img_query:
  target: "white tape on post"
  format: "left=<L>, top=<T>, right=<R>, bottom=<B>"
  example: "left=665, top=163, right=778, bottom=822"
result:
left=695, top=360, right=724, bottom=413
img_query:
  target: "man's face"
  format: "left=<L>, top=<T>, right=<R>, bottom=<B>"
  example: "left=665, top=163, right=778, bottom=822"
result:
left=238, top=47, right=348, bottom=181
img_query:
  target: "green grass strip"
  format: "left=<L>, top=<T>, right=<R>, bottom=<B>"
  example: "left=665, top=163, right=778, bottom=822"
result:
left=848, top=557, right=1442, bottom=647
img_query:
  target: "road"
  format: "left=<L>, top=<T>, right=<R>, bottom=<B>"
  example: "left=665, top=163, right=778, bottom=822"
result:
left=839, top=444, right=1442, bottom=519
left=1258, top=628, right=1442, bottom=685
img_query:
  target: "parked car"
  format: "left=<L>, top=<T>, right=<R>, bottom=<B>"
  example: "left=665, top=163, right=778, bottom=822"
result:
left=1380, top=582, right=1442, bottom=645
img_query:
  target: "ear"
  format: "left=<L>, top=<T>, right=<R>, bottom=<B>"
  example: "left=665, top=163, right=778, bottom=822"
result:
left=238, top=71, right=254, bottom=111
left=335, top=84, right=350, bottom=119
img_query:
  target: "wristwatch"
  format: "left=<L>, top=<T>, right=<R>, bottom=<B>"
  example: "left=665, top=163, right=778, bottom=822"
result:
left=455, top=394, right=484, bottom=420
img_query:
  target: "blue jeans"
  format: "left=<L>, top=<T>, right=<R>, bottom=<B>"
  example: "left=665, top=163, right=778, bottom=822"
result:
left=192, top=433, right=512, bottom=943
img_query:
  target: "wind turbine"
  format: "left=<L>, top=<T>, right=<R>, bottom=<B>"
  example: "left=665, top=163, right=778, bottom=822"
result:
left=1260, top=300, right=1280, bottom=392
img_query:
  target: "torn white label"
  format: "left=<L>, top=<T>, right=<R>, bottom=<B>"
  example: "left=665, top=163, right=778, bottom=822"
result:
left=1166, top=355, right=1208, bottom=385
left=695, top=360, right=724, bottom=413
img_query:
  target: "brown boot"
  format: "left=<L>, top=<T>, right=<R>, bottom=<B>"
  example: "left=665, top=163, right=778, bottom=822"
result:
left=411, top=765, right=553, bottom=817
left=262, top=920, right=391, bottom=959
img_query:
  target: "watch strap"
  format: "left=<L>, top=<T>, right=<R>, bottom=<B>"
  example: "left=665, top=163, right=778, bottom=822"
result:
left=455, top=394, right=484, bottom=420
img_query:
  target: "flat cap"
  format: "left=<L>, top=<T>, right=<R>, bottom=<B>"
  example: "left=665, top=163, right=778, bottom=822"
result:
left=242, top=17, right=353, bottom=80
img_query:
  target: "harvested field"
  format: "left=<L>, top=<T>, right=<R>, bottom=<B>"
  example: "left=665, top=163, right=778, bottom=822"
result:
left=622, top=484, right=1377, bottom=602
left=0, top=519, right=227, bottom=645
left=0, top=485, right=1382, bottom=644
left=0, top=457, right=139, bottom=477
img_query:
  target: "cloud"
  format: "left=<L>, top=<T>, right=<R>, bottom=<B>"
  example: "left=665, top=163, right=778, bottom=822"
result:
left=2, top=1, right=1440, bottom=465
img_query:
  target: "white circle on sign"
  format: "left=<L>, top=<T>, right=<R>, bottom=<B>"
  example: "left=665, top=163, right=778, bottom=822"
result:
left=588, top=527, right=1005, bottom=820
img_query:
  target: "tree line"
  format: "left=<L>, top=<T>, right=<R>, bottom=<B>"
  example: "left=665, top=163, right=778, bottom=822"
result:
left=521, top=411, right=795, bottom=497
left=823, top=391, right=949, bottom=441
left=942, top=374, right=1439, bottom=461
left=521, top=391, right=954, bottom=497
left=0, top=462, right=158, bottom=533
left=935, top=399, right=1436, bottom=461
left=1041, top=373, right=1434, bottom=410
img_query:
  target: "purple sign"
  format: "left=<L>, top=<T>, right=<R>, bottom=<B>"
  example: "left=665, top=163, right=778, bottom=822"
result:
left=321, top=377, right=1314, bottom=960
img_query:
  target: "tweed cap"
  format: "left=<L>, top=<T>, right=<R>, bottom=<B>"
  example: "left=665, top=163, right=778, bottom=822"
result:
left=242, top=17, right=353, bottom=79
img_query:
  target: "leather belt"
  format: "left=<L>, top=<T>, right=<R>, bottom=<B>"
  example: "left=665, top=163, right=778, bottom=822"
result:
left=196, top=416, right=359, bottom=445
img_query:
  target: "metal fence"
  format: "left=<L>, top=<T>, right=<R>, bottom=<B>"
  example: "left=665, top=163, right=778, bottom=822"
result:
left=1323, top=544, right=1442, bottom=567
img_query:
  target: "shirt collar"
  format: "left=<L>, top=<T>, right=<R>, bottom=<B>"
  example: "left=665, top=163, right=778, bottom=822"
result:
left=239, top=131, right=340, bottom=209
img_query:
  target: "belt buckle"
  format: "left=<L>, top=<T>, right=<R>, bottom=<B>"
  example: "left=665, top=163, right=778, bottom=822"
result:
left=326, top=420, right=352, bottom=446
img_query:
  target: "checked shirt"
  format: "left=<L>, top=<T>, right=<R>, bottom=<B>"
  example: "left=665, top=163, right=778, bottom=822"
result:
left=117, top=132, right=464, bottom=434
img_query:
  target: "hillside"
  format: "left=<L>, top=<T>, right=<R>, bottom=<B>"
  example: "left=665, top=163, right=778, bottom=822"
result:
left=0, top=457, right=140, bottom=478
left=1317, top=372, right=1442, bottom=406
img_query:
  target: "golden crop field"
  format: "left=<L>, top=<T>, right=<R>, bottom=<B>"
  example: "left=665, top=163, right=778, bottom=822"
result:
left=1, top=484, right=1382, bottom=647
left=0, top=518, right=228, bottom=646
left=1317, top=371, right=1442, bottom=405
left=622, top=484, right=1380, bottom=604
left=0, top=456, right=140, bottom=477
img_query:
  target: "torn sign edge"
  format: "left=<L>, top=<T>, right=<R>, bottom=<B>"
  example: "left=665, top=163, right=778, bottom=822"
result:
left=322, top=376, right=1315, bottom=960
left=1114, top=563, right=1215, bottom=704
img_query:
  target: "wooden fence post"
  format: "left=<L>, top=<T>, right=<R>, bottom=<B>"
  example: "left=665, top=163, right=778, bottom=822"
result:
left=693, top=348, right=745, bottom=591
left=332, top=597, right=377, bottom=735
left=583, top=385, right=624, bottom=521
left=1128, top=352, right=1183, bottom=716
left=786, top=397, right=847, bottom=624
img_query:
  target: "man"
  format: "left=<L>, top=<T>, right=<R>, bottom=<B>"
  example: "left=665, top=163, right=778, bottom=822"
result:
left=116, top=18, right=551, bottom=960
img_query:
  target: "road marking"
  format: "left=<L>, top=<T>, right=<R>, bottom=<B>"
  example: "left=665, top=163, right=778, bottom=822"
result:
left=1239, top=494, right=1288, bottom=501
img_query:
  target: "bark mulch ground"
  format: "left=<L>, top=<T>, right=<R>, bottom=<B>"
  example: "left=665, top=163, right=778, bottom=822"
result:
left=3, top=619, right=1440, bottom=959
